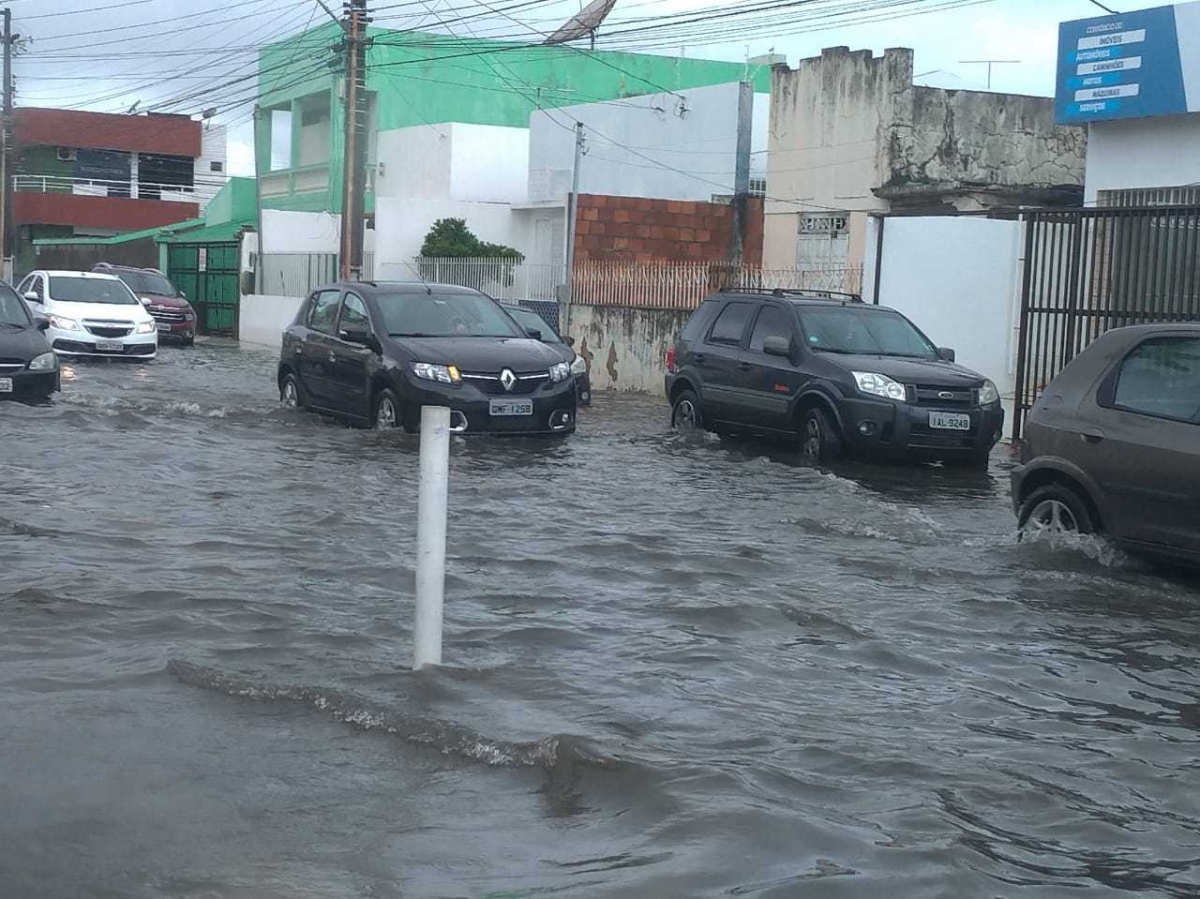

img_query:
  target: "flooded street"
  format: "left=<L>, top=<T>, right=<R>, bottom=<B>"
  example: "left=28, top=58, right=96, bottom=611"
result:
left=3, top=339, right=1200, bottom=898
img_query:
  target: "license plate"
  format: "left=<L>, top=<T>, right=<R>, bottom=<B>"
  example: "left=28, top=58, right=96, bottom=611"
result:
left=156, top=323, right=171, bottom=332
left=489, top=399, right=533, bottom=417
left=95, top=339, right=124, bottom=352
left=929, top=411, right=971, bottom=431
left=0, top=378, right=11, bottom=393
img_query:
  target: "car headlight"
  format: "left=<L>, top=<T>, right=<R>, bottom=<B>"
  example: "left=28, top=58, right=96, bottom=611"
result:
left=183, top=311, right=196, bottom=322
left=410, top=362, right=461, bottom=384
left=136, top=320, right=157, bottom=334
left=852, top=371, right=907, bottom=401
left=48, top=314, right=79, bottom=331
left=978, top=379, right=1000, bottom=405
left=570, top=354, right=587, bottom=376
left=549, top=361, right=571, bottom=383
left=28, top=352, right=57, bottom=371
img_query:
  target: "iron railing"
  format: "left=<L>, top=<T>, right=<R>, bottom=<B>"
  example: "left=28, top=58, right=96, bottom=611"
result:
left=13, top=174, right=199, bottom=201
left=414, top=257, right=564, bottom=302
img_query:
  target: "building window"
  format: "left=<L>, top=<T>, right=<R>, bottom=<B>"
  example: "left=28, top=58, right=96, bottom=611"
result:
left=210, top=160, right=224, bottom=173
left=748, top=178, right=767, bottom=197
left=139, top=153, right=195, bottom=199
left=1097, top=186, right=1200, bottom=207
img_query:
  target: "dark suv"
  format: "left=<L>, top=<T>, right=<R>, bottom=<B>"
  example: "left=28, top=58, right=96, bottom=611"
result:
left=665, top=289, right=1004, bottom=466
left=93, top=263, right=197, bottom=345
left=278, top=282, right=577, bottom=435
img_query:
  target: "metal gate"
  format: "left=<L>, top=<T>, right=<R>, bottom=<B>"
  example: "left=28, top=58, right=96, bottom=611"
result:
left=1013, top=205, right=1200, bottom=440
left=167, top=242, right=240, bottom=335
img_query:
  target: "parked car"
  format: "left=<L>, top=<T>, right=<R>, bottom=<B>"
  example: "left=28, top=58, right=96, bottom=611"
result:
left=93, top=263, right=197, bottom=346
left=0, top=281, right=59, bottom=401
left=665, top=288, right=1004, bottom=466
left=502, top=303, right=591, bottom=405
left=1012, top=323, right=1200, bottom=565
left=16, top=270, right=158, bottom=361
left=278, top=282, right=577, bottom=435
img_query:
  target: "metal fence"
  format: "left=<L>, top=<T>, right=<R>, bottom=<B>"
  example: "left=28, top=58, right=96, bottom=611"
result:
left=256, top=253, right=375, bottom=297
left=414, top=257, right=563, bottom=302
left=1013, top=205, right=1200, bottom=439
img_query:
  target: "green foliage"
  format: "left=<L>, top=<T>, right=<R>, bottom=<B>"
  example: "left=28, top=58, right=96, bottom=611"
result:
left=420, top=218, right=522, bottom=260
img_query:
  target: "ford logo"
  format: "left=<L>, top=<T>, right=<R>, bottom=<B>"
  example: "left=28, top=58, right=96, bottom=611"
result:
left=938, top=391, right=955, bottom=399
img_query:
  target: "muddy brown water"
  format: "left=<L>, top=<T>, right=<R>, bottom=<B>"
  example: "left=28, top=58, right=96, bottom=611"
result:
left=2, top=340, right=1199, bottom=898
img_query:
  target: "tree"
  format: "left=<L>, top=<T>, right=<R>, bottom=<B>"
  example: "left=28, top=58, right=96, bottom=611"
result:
left=420, top=218, right=522, bottom=260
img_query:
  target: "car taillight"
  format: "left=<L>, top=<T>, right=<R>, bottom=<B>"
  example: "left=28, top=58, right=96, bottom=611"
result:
left=666, top=346, right=676, bottom=373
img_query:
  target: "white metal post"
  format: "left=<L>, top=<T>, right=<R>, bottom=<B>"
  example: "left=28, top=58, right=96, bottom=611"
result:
left=413, top=405, right=451, bottom=669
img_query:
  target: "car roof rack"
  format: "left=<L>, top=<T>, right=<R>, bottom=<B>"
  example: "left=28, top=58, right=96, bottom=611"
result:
left=719, top=286, right=863, bottom=303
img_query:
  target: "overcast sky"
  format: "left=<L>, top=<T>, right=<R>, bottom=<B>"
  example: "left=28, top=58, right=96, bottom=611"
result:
left=10, top=0, right=1170, bottom=177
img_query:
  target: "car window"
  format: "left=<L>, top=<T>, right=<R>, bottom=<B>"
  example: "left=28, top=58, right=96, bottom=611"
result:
left=0, top=284, right=32, bottom=326
left=49, top=276, right=137, bottom=305
left=1113, top=337, right=1200, bottom=424
left=507, top=306, right=562, bottom=342
left=748, top=306, right=793, bottom=353
left=797, top=307, right=937, bottom=358
left=308, top=289, right=341, bottom=334
left=707, top=302, right=753, bottom=347
left=20, top=275, right=43, bottom=300
left=338, top=293, right=371, bottom=333
left=682, top=299, right=721, bottom=343
left=376, top=291, right=523, bottom=338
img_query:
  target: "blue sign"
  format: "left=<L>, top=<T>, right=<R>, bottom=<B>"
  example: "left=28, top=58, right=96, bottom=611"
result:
left=1055, top=2, right=1200, bottom=123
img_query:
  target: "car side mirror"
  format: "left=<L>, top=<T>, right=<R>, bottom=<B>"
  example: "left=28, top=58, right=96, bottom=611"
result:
left=24, top=291, right=39, bottom=303
left=35, top=314, right=49, bottom=331
left=566, top=335, right=576, bottom=347
left=763, top=335, right=792, bottom=358
left=524, top=327, right=543, bottom=341
left=340, top=327, right=377, bottom=349
left=937, top=346, right=956, bottom=363
left=180, top=290, right=187, bottom=299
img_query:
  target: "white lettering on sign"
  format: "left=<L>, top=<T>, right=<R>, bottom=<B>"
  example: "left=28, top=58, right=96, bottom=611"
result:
left=1078, top=101, right=1109, bottom=112
left=1074, top=83, right=1141, bottom=101
left=1077, top=56, right=1141, bottom=76
left=1077, top=28, right=1145, bottom=50
left=1085, top=20, right=1125, bottom=33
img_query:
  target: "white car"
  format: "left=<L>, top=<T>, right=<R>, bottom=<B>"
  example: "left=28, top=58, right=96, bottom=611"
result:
left=17, top=270, right=158, bottom=360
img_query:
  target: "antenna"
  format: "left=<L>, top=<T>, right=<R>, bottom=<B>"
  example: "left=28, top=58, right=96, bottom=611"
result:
left=958, top=59, right=1020, bottom=90
left=544, top=0, right=617, bottom=49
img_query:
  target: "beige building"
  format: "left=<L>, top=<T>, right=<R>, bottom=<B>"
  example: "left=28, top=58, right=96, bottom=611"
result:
left=763, top=47, right=1087, bottom=280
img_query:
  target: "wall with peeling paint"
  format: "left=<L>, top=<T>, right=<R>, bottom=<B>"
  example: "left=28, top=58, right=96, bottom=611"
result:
left=568, top=303, right=690, bottom=396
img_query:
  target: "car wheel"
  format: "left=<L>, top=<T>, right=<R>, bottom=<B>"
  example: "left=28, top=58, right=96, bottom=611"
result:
left=799, top=406, right=842, bottom=463
left=671, top=389, right=705, bottom=431
left=280, top=373, right=304, bottom=410
left=374, top=388, right=401, bottom=430
left=1018, top=483, right=1095, bottom=537
left=183, top=336, right=195, bottom=347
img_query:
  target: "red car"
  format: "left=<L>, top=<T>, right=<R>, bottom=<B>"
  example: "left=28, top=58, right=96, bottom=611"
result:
left=92, top=263, right=197, bottom=346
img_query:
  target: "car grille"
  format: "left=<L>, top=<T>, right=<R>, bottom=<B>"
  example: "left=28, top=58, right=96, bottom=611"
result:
left=149, top=309, right=185, bottom=323
left=907, top=384, right=976, bottom=408
left=461, top=370, right=549, bottom=396
left=83, top=321, right=133, bottom=338
left=0, top=359, right=26, bottom=373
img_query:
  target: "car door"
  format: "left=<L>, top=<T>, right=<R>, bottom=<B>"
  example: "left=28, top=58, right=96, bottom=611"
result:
left=1077, top=333, right=1200, bottom=553
left=300, top=289, right=343, bottom=407
left=733, top=303, right=802, bottom=432
left=327, top=291, right=377, bottom=421
left=699, top=300, right=754, bottom=425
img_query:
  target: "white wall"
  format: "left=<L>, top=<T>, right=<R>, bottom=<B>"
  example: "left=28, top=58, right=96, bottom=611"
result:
left=261, top=209, right=341, bottom=254
left=1084, top=113, right=1200, bottom=203
left=375, top=123, right=527, bottom=203
left=376, top=126, right=451, bottom=199
left=864, top=215, right=1024, bottom=424
left=373, top=198, right=518, bottom=281
left=239, top=294, right=304, bottom=348
left=528, top=82, right=768, bottom=204
left=194, top=123, right=227, bottom=209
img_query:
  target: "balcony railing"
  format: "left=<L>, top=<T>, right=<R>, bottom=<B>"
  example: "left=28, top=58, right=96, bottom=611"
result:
left=13, top=174, right=199, bottom=204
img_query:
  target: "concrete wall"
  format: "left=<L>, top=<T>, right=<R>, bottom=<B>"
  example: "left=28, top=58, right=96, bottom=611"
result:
left=529, top=83, right=769, bottom=204
left=240, top=293, right=304, bottom=348
left=375, top=123, right=528, bottom=204
left=373, top=198, right=518, bottom=280
left=194, top=124, right=228, bottom=209
left=261, top=208, right=341, bottom=254
left=864, top=214, right=1023, bottom=421
left=568, top=303, right=689, bottom=396
left=1084, top=113, right=1200, bottom=204
left=574, top=194, right=763, bottom=264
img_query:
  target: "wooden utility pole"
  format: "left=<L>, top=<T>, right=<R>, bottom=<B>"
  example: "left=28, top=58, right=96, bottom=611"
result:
left=561, top=121, right=584, bottom=333
left=2, top=8, right=14, bottom=279
left=339, top=0, right=369, bottom=281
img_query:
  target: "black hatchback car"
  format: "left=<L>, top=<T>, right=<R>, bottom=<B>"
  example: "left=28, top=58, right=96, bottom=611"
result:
left=0, top=281, right=59, bottom=402
left=665, top=289, right=1004, bottom=466
left=278, top=282, right=577, bottom=435
left=1012, top=323, right=1199, bottom=565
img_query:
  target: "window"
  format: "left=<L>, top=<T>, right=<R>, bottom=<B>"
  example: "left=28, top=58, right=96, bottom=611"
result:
left=681, top=299, right=721, bottom=343
left=308, top=289, right=341, bottom=334
left=797, top=307, right=936, bottom=359
left=1113, top=337, right=1200, bottom=423
left=748, top=306, right=793, bottom=353
left=49, top=276, right=137, bottom=305
left=338, top=294, right=371, bottom=333
left=0, top=284, right=32, bottom=326
left=210, top=161, right=224, bottom=173
left=707, top=302, right=753, bottom=346
left=375, top=291, right=522, bottom=339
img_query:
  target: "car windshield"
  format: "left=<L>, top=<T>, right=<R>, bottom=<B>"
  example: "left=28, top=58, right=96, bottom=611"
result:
left=798, top=306, right=937, bottom=358
left=0, top=285, right=32, bottom=327
left=378, top=291, right=523, bottom=338
left=506, top=307, right=562, bottom=343
left=115, top=271, right=178, bottom=296
left=50, top=276, right=139, bottom=305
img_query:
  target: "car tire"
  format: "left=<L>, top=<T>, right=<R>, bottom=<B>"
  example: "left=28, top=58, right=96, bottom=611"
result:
left=373, top=388, right=402, bottom=430
left=280, top=372, right=305, bottom=410
left=799, top=406, right=842, bottom=463
left=182, top=336, right=195, bottom=347
left=1018, top=483, right=1095, bottom=537
left=671, top=388, right=705, bottom=432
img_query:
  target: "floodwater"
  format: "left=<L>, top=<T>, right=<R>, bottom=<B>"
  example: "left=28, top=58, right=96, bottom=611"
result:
left=2, top=340, right=1199, bottom=899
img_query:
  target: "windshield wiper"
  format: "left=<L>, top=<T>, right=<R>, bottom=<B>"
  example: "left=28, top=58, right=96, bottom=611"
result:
left=810, top=346, right=856, bottom=354
left=388, top=332, right=436, bottom=337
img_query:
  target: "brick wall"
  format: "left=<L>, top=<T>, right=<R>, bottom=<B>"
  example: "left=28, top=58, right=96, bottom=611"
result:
left=574, top=194, right=763, bottom=265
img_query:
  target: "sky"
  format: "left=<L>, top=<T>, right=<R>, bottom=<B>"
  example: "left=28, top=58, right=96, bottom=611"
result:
left=8, top=0, right=1172, bottom=177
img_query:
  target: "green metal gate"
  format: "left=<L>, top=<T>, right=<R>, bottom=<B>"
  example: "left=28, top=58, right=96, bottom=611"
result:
left=167, top=242, right=240, bottom=335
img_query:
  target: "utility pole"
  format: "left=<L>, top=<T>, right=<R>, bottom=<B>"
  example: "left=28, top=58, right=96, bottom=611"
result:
left=561, top=121, right=584, bottom=334
left=958, top=59, right=1020, bottom=90
left=730, top=79, right=753, bottom=268
left=2, top=8, right=14, bottom=279
left=339, top=0, right=369, bottom=281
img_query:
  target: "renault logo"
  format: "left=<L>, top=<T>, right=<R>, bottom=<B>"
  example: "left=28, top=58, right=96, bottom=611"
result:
left=499, top=368, right=517, bottom=392
left=938, top=390, right=955, bottom=399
